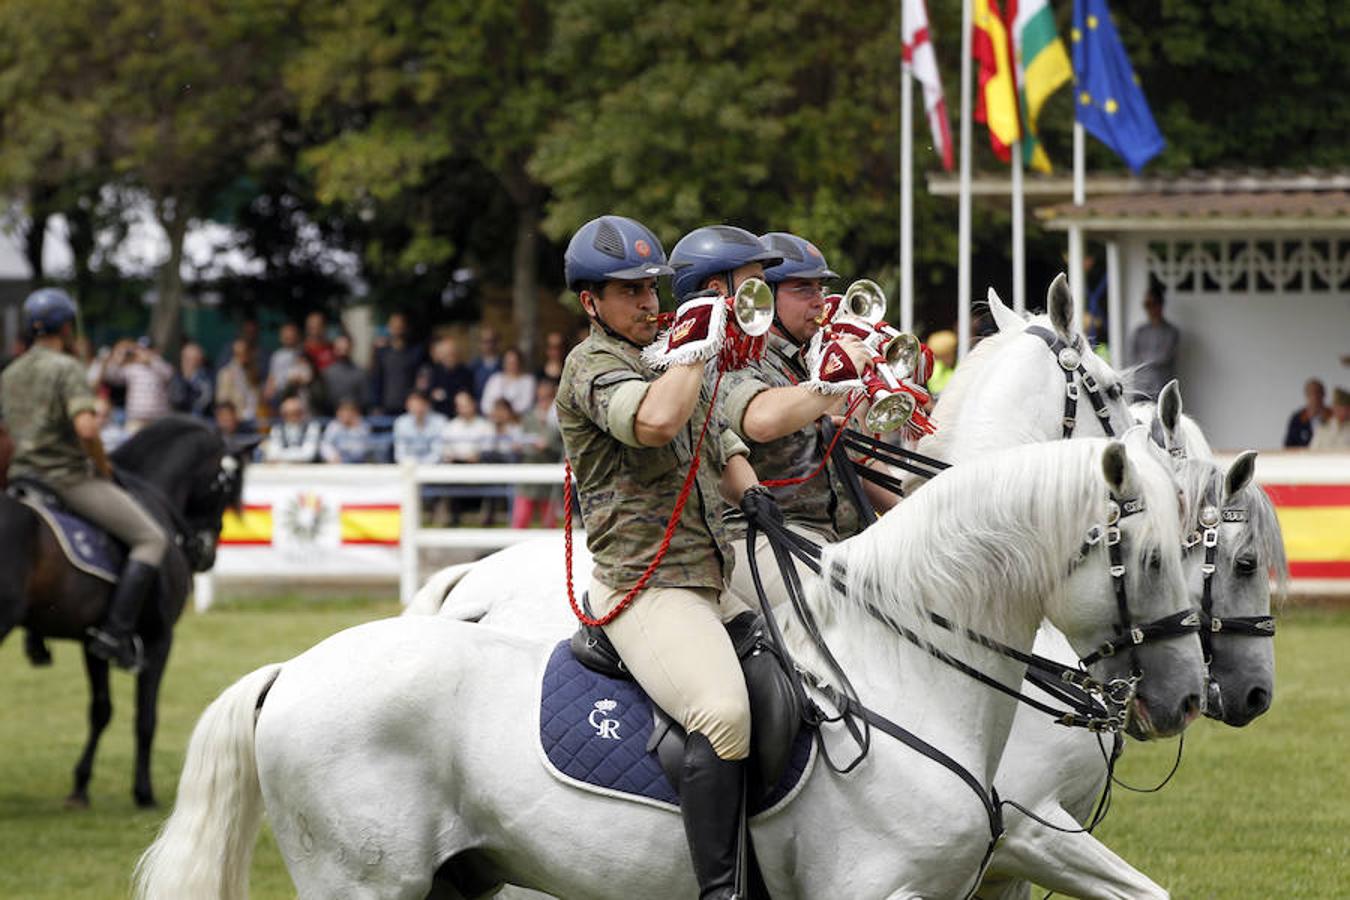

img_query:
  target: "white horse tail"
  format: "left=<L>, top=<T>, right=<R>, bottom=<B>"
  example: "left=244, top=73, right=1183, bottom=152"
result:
left=133, top=663, right=283, bottom=900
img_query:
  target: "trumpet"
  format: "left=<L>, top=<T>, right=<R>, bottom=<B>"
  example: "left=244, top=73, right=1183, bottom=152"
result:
left=647, top=278, right=775, bottom=337
left=642, top=313, right=674, bottom=326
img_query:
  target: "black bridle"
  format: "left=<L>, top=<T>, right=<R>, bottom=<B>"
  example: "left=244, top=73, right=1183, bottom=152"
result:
left=1184, top=501, right=1277, bottom=664
left=1070, top=495, right=1202, bottom=674
left=1025, top=325, right=1122, bottom=440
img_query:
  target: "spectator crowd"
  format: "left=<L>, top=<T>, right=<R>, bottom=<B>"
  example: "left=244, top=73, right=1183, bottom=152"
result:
left=33, top=312, right=571, bottom=525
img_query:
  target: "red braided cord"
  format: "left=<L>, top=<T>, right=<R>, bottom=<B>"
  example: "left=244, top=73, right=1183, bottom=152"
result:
left=760, top=392, right=867, bottom=489
left=563, top=371, right=725, bottom=627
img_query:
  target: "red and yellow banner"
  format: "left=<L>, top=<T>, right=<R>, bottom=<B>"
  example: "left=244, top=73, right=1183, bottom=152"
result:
left=221, top=502, right=401, bottom=546
left=1264, top=484, right=1350, bottom=579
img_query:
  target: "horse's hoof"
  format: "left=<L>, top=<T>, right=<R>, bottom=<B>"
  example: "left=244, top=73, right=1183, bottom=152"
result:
left=63, top=793, right=90, bottom=811
left=135, top=793, right=158, bottom=810
left=28, top=653, right=53, bottom=668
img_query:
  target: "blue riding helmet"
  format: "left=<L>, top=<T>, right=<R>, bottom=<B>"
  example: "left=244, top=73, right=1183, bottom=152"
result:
left=564, top=216, right=674, bottom=292
left=23, top=288, right=79, bottom=337
left=669, top=225, right=784, bottom=302
left=760, top=232, right=839, bottom=285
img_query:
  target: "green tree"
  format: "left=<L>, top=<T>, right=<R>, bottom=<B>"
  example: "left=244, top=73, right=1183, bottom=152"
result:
left=290, top=0, right=560, bottom=355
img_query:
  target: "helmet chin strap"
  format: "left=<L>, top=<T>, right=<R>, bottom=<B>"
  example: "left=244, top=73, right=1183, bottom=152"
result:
left=583, top=293, right=647, bottom=351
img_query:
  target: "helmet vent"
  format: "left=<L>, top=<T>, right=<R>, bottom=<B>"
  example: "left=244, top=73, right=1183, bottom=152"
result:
left=766, top=234, right=804, bottom=262
left=710, top=225, right=759, bottom=247
left=592, top=220, right=627, bottom=259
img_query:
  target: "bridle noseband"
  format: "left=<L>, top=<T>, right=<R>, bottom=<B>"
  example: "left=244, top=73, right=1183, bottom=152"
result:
left=1025, top=325, right=1120, bottom=440
left=1072, top=494, right=1202, bottom=675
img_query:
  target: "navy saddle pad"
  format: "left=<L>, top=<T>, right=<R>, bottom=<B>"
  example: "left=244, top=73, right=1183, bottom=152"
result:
left=12, top=483, right=123, bottom=582
left=538, top=641, right=813, bottom=814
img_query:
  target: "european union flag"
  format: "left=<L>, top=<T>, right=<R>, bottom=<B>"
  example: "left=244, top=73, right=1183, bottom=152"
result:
left=1072, top=0, right=1165, bottom=173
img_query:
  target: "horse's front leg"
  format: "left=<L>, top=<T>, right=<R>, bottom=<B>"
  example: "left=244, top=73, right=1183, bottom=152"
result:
left=67, top=648, right=112, bottom=809
left=993, top=802, right=1169, bottom=900
left=132, top=636, right=172, bottom=808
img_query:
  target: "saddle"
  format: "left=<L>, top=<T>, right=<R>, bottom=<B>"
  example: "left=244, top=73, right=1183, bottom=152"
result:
left=568, top=605, right=806, bottom=806
left=7, top=477, right=125, bottom=583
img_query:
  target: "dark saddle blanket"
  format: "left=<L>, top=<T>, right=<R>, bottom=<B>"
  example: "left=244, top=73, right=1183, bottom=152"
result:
left=8, top=479, right=123, bottom=583
left=538, top=635, right=814, bottom=816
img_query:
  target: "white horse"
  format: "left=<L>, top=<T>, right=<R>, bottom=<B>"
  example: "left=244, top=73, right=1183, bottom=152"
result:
left=136, top=438, right=1204, bottom=900
left=975, top=386, right=1288, bottom=900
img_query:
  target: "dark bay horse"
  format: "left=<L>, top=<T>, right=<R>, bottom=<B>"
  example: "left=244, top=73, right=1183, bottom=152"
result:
left=0, top=415, right=257, bottom=807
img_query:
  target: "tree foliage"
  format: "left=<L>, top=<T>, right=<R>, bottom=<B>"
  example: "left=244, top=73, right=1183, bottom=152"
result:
left=0, top=0, right=1345, bottom=347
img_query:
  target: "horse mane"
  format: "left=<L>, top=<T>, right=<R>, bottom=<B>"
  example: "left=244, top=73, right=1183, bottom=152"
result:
left=811, top=436, right=1183, bottom=655
left=112, top=415, right=222, bottom=476
left=917, top=328, right=1022, bottom=460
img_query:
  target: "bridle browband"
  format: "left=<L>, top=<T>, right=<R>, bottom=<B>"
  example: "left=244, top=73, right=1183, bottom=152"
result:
left=1025, top=325, right=1120, bottom=440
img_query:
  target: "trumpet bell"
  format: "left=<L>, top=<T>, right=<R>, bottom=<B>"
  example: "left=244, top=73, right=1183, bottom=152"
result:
left=881, top=331, right=922, bottom=376
left=732, top=277, right=774, bottom=337
left=843, top=278, right=887, bottom=324
left=864, top=390, right=917, bottom=434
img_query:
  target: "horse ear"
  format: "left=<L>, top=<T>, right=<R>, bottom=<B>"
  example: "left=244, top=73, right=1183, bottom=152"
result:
left=1224, top=450, right=1258, bottom=500
left=228, top=434, right=263, bottom=457
left=986, top=286, right=1024, bottom=333
left=1158, top=380, right=1183, bottom=432
left=1102, top=441, right=1132, bottom=495
left=1047, top=273, right=1074, bottom=338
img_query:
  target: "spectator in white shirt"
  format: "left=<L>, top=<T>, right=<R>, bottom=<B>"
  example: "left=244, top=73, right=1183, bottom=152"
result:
left=320, top=399, right=373, bottom=463
left=393, top=390, right=448, bottom=464
left=441, top=390, right=493, bottom=463
left=264, top=322, right=303, bottom=409
left=100, top=338, right=174, bottom=431
left=261, top=396, right=322, bottom=463
left=479, top=348, right=536, bottom=418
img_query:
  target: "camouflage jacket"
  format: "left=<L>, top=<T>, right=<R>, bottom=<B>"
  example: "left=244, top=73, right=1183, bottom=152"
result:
left=720, top=329, right=862, bottom=542
left=0, top=345, right=98, bottom=488
left=557, top=326, right=740, bottom=590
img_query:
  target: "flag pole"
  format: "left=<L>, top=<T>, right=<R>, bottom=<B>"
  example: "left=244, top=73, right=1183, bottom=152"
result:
left=958, top=0, right=973, bottom=359
left=1069, top=120, right=1086, bottom=327
left=900, top=2, right=915, bottom=334
left=1012, top=138, right=1025, bottom=314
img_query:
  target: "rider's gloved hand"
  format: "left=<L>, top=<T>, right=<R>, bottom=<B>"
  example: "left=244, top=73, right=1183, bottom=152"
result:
left=739, top=483, right=784, bottom=526
left=642, top=290, right=726, bottom=370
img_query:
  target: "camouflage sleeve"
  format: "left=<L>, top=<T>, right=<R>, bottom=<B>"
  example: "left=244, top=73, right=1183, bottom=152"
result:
left=573, top=351, right=650, bottom=449
left=720, top=367, right=773, bottom=438
left=60, top=359, right=97, bottom=419
left=721, top=429, right=749, bottom=460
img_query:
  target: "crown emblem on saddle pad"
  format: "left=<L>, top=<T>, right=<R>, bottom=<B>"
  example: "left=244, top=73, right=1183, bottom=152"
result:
left=588, top=699, right=622, bottom=741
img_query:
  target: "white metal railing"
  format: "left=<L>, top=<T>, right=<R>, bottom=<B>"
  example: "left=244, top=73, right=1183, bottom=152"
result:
left=398, top=463, right=566, bottom=604
left=194, top=453, right=1350, bottom=610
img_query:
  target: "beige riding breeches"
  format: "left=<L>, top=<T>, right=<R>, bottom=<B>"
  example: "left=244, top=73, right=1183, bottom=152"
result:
left=57, top=478, right=169, bottom=566
left=593, top=578, right=753, bottom=761
left=728, top=522, right=828, bottom=618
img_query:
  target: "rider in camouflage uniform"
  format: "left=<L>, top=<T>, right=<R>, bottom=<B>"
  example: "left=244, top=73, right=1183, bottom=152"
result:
left=0, top=289, right=166, bottom=670
left=557, top=216, right=764, bottom=900
left=712, top=232, right=898, bottom=603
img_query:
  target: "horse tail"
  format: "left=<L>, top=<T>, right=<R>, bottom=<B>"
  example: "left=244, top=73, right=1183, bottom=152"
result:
left=133, top=663, right=282, bottom=900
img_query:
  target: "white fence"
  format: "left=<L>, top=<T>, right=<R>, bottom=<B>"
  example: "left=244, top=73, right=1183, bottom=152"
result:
left=195, top=462, right=567, bottom=611
left=195, top=452, right=1350, bottom=610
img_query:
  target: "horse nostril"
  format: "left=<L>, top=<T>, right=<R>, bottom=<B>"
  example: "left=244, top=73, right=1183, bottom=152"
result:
left=1182, top=693, right=1201, bottom=720
left=1246, top=686, right=1270, bottom=716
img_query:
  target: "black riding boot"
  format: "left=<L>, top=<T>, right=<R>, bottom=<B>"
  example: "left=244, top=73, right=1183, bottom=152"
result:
left=680, top=732, right=747, bottom=900
left=87, top=559, right=157, bottom=671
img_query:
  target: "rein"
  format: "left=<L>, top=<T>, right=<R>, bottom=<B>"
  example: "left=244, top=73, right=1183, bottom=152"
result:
left=1024, top=325, right=1119, bottom=439
left=562, top=371, right=725, bottom=627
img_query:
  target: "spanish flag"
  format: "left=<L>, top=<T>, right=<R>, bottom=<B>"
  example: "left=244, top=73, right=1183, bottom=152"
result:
left=1010, top=0, right=1072, bottom=172
left=973, top=0, right=1020, bottom=163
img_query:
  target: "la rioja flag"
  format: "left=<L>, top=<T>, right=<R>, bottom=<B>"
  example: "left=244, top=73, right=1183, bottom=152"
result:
left=903, top=0, right=954, bottom=171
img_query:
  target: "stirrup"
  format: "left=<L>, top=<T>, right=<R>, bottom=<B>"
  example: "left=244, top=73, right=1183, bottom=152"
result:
left=86, top=628, right=144, bottom=673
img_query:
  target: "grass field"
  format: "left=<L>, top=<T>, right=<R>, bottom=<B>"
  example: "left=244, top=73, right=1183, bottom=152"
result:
left=2, top=597, right=1346, bottom=899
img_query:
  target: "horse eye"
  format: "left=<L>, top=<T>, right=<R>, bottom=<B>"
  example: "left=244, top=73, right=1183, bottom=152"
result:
left=1235, top=556, right=1259, bottom=576
left=1147, top=549, right=1162, bottom=571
